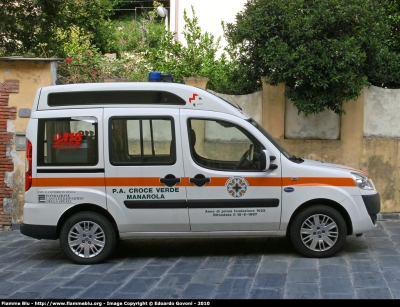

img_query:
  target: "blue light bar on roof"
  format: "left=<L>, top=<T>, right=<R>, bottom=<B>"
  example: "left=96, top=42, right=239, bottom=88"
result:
left=148, top=71, right=174, bottom=83
left=148, top=71, right=161, bottom=82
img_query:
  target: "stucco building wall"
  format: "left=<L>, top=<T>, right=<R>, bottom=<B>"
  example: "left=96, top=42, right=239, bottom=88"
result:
left=284, top=99, right=340, bottom=140
left=364, top=86, right=400, bottom=138
left=0, top=58, right=60, bottom=226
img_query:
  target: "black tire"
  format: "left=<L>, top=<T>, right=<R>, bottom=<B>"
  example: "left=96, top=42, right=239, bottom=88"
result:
left=290, top=205, right=347, bottom=258
left=60, top=211, right=116, bottom=264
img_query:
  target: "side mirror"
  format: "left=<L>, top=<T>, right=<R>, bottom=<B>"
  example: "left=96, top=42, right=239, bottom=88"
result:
left=259, top=150, right=270, bottom=171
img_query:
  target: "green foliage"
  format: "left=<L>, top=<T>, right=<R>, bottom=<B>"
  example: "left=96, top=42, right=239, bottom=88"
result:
left=57, top=26, right=94, bottom=57
left=94, top=19, right=120, bottom=54
left=224, top=0, right=397, bottom=115
left=57, top=52, right=153, bottom=84
left=0, top=0, right=115, bottom=57
left=50, top=3, right=249, bottom=93
left=56, top=32, right=104, bottom=84
left=366, top=0, right=400, bottom=88
left=0, top=1, right=246, bottom=94
left=365, top=47, right=400, bottom=89
left=110, top=15, right=165, bottom=53
left=55, top=24, right=154, bottom=84
left=178, top=6, right=222, bottom=79
left=148, top=6, right=235, bottom=92
left=56, top=25, right=110, bottom=84
left=0, top=0, right=38, bottom=55
left=105, top=17, right=143, bottom=52
left=386, top=0, right=400, bottom=53
left=56, top=2, right=164, bottom=84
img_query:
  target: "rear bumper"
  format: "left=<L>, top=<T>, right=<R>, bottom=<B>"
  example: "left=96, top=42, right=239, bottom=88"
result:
left=20, top=223, right=58, bottom=240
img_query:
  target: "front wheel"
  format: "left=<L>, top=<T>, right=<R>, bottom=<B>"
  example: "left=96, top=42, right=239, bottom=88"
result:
left=60, top=211, right=116, bottom=264
left=290, top=205, right=347, bottom=258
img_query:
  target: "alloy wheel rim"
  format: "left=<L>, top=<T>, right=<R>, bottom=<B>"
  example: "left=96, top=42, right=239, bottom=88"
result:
left=300, top=214, right=338, bottom=252
left=68, top=221, right=106, bottom=258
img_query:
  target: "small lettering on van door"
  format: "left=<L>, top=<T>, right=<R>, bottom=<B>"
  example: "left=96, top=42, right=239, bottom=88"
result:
left=37, top=190, right=84, bottom=203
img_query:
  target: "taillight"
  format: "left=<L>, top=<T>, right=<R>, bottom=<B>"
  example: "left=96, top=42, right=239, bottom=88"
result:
left=25, top=139, right=32, bottom=191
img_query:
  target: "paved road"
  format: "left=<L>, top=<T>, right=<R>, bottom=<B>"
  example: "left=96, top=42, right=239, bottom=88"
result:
left=1, top=217, right=400, bottom=300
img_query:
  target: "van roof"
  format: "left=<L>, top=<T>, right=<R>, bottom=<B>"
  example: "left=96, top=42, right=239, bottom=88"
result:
left=33, top=82, right=250, bottom=119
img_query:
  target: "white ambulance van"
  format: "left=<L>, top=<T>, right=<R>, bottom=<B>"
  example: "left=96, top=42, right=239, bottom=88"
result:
left=20, top=82, right=381, bottom=264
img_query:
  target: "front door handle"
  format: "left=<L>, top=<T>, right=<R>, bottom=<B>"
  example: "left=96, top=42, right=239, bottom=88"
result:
left=189, top=174, right=210, bottom=187
left=160, top=174, right=181, bottom=187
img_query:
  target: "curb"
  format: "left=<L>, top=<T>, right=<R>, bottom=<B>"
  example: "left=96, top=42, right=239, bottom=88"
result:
left=378, top=213, right=400, bottom=221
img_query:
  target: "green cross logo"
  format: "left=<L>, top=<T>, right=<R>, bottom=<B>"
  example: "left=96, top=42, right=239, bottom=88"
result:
left=226, top=176, right=248, bottom=198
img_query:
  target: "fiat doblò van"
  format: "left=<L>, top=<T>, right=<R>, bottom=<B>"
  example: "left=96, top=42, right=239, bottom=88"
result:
left=20, top=82, right=381, bottom=264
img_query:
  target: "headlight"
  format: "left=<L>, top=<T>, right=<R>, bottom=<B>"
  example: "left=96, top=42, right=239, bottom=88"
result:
left=351, top=172, right=375, bottom=190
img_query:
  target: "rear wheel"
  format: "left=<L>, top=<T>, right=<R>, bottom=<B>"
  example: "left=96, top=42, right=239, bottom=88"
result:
left=290, top=205, right=347, bottom=258
left=60, top=211, right=116, bottom=264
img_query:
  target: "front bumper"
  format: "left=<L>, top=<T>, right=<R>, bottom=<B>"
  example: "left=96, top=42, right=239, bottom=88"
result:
left=20, top=223, right=58, bottom=240
left=362, top=193, right=381, bottom=225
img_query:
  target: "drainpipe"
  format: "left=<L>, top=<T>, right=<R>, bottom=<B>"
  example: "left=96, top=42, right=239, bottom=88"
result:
left=175, top=0, right=179, bottom=40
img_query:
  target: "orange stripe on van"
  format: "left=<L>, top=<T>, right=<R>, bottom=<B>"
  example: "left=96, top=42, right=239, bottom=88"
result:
left=32, top=177, right=355, bottom=187
left=182, top=177, right=282, bottom=186
left=282, top=177, right=356, bottom=187
left=324, top=166, right=370, bottom=178
left=247, top=178, right=282, bottom=186
left=32, top=178, right=105, bottom=187
left=184, top=177, right=354, bottom=187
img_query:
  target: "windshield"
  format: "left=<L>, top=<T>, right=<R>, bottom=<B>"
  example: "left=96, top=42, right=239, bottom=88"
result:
left=248, top=118, right=303, bottom=163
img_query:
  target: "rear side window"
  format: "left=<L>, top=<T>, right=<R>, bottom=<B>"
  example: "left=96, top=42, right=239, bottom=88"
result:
left=37, top=117, right=98, bottom=166
left=109, top=117, right=175, bottom=165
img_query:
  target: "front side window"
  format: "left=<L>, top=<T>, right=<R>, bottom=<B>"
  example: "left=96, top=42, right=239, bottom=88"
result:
left=110, top=117, right=175, bottom=165
left=188, top=119, right=265, bottom=171
left=248, top=118, right=293, bottom=159
left=38, top=117, right=98, bottom=166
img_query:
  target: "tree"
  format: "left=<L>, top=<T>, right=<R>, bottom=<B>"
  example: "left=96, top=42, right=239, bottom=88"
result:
left=224, top=0, right=397, bottom=115
left=365, top=0, right=400, bottom=89
left=386, top=0, right=400, bottom=53
left=0, top=0, right=115, bottom=57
